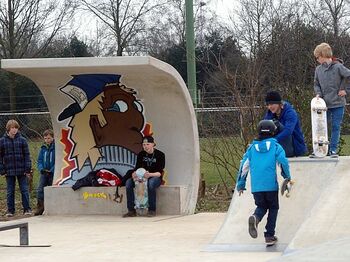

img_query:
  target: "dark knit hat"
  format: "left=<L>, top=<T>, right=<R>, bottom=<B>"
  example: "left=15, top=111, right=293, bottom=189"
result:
left=265, top=91, right=282, bottom=105
left=143, top=136, right=154, bottom=143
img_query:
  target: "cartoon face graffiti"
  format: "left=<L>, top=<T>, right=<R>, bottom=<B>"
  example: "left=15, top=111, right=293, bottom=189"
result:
left=90, top=83, right=144, bottom=154
left=57, top=74, right=150, bottom=186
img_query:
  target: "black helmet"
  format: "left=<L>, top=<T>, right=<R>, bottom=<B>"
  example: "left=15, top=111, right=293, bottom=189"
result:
left=257, top=120, right=277, bottom=136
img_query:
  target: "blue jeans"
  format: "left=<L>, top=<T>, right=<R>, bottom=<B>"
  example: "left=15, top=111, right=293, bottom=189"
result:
left=6, top=175, right=31, bottom=213
left=37, top=173, right=54, bottom=201
left=252, top=191, right=279, bottom=237
left=327, top=106, right=344, bottom=153
left=125, top=176, right=162, bottom=211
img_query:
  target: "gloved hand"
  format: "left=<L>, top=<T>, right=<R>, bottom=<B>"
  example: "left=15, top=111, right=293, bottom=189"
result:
left=40, top=169, right=50, bottom=175
left=272, top=118, right=284, bottom=134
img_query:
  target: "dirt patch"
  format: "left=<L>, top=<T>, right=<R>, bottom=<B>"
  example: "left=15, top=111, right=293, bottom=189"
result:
left=0, top=187, right=37, bottom=221
left=195, top=184, right=232, bottom=213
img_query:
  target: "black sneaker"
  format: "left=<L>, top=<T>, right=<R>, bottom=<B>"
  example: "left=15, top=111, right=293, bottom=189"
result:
left=122, top=210, right=137, bottom=218
left=265, top=236, right=278, bottom=246
left=147, top=210, right=156, bottom=217
left=309, top=153, right=316, bottom=158
left=329, top=151, right=338, bottom=158
left=248, top=215, right=259, bottom=238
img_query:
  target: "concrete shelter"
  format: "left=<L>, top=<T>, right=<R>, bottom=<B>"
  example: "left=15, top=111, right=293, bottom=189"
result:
left=1, top=56, right=200, bottom=215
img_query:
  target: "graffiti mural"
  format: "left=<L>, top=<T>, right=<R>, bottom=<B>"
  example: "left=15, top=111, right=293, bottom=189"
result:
left=56, top=74, right=151, bottom=186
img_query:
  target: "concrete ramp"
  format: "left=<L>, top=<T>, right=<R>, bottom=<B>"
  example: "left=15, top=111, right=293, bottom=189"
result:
left=205, top=157, right=346, bottom=252
left=287, top=156, right=350, bottom=251
left=270, top=237, right=350, bottom=261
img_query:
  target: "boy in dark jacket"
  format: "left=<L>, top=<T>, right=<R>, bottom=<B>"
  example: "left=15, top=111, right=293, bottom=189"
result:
left=0, top=120, right=32, bottom=217
left=34, top=129, right=55, bottom=216
left=122, top=136, right=165, bottom=218
left=237, top=120, right=291, bottom=246
left=264, top=91, right=307, bottom=157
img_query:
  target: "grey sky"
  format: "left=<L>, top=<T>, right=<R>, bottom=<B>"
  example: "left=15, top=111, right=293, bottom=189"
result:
left=208, top=0, right=233, bottom=19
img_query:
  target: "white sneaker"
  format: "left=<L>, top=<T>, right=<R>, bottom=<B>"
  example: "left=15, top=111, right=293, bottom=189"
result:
left=23, top=210, right=32, bottom=216
left=5, top=212, right=14, bottom=217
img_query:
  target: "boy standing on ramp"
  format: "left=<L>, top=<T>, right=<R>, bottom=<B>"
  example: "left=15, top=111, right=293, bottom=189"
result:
left=236, top=120, right=291, bottom=246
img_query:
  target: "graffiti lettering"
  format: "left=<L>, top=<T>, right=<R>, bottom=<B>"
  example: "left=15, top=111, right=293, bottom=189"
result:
left=81, top=192, right=121, bottom=202
left=83, top=192, right=109, bottom=200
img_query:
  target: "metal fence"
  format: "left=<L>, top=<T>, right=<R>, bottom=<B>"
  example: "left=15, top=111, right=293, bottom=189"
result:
left=0, top=106, right=348, bottom=142
left=0, top=112, right=52, bottom=141
left=196, top=104, right=350, bottom=138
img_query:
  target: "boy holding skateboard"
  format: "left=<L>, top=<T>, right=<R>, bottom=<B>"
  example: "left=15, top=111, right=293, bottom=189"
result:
left=313, top=43, right=350, bottom=157
left=123, top=136, right=165, bottom=217
left=236, top=120, right=291, bottom=246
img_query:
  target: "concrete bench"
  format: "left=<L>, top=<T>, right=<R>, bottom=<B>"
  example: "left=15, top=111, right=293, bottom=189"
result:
left=44, top=185, right=188, bottom=216
left=0, top=222, right=28, bottom=245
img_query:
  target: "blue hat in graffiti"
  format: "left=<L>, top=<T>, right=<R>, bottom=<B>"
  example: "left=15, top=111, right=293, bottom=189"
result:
left=58, top=74, right=121, bottom=121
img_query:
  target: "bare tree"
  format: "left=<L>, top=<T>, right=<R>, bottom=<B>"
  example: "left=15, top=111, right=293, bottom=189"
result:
left=0, top=0, right=75, bottom=58
left=0, top=0, right=75, bottom=111
left=79, top=0, right=168, bottom=56
left=131, top=0, right=219, bottom=56
left=303, top=0, right=350, bottom=39
left=231, top=0, right=276, bottom=57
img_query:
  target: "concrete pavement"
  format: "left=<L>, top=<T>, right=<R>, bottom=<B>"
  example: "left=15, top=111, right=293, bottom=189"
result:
left=2, top=157, right=350, bottom=261
left=0, top=213, right=281, bottom=262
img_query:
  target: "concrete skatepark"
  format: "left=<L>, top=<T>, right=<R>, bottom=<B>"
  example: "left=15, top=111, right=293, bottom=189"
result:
left=1, top=157, right=350, bottom=261
left=1, top=57, right=350, bottom=261
left=205, top=156, right=350, bottom=261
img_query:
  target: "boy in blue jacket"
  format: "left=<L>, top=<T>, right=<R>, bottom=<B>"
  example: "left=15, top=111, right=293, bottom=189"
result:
left=236, top=120, right=291, bottom=246
left=34, top=129, right=55, bottom=216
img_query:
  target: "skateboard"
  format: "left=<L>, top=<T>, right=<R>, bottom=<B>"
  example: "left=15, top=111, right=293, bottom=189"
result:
left=281, top=179, right=294, bottom=198
left=134, top=168, right=148, bottom=214
left=311, top=97, right=328, bottom=157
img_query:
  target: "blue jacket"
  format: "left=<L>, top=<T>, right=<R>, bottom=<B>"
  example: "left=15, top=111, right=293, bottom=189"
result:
left=37, top=141, right=55, bottom=174
left=236, top=138, right=291, bottom=193
left=264, top=101, right=307, bottom=156
left=0, top=132, right=32, bottom=176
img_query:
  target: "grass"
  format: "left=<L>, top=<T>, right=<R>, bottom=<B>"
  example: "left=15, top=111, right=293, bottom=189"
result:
left=340, top=135, right=350, bottom=156
left=201, top=134, right=350, bottom=186
left=200, top=136, right=244, bottom=186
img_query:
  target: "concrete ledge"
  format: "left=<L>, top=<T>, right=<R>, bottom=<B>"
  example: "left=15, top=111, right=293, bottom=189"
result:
left=44, top=185, right=188, bottom=216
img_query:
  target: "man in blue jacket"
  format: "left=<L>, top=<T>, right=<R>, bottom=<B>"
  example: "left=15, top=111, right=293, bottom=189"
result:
left=264, top=91, right=307, bottom=157
left=236, top=120, right=291, bottom=246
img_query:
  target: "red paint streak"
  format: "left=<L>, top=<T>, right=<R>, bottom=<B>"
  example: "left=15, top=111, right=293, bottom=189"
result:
left=142, top=123, right=153, bottom=137
left=55, top=128, right=76, bottom=185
